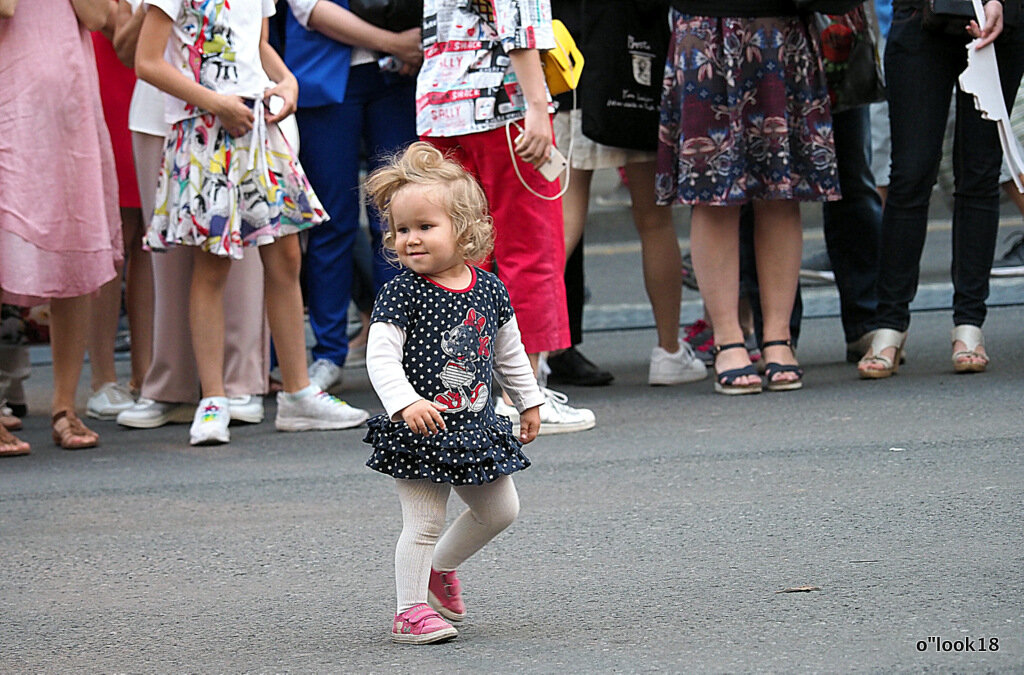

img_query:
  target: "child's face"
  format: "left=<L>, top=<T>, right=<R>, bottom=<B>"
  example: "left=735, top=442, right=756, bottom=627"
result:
left=391, top=184, right=465, bottom=282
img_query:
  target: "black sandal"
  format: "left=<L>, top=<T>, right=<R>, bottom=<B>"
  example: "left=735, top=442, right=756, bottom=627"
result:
left=762, top=339, right=804, bottom=391
left=712, top=342, right=762, bottom=395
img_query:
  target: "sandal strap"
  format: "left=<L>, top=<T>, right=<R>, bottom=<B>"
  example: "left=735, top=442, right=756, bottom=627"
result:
left=869, top=328, right=906, bottom=354
left=717, top=363, right=759, bottom=384
left=764, top=362, right=804, bottom=379
left=52, top=409, right=98, bottom=448
left=951, top=325, right=984, bottom=351
left=761, top=339, right=794, bottom=349
left=711, top=342, right=747, bottom=357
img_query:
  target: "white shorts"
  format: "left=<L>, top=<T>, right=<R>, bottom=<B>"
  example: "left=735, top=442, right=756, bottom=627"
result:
left=553, top=109, right=657, bottom=171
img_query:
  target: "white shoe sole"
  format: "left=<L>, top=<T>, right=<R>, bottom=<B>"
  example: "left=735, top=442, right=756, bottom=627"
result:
left=649, top=368, right=709, bottom=386
left=117, top=405, right=195, bottom=429
left=275, top=411, right=369, bottom=432
left=500, top=407, right=596, bottom=435
left=189, top=429, right=230, bottom=446
left=87, top=406, right=133, bottom=421
left=390, top=625, right=458, bottom=644
left=536, top=418, right=595, bottom=435
left=229, top=408, right=265, bottom=424
left=427, top=592, right=466, bottom=622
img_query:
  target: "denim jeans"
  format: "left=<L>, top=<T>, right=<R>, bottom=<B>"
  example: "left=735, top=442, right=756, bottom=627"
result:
left=877, top=8, right=1024, bottom=330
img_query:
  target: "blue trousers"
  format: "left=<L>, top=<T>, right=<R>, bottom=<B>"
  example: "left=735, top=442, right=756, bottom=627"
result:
left=296, top=64, right=416, bottom=366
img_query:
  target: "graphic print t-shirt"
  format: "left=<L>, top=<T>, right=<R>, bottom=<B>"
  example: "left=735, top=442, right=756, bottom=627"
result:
left=371, top=268, right=515, bottom=428
left=417, top=0, right=556, bottom=137
left=146, top=0, right=276, bottom=124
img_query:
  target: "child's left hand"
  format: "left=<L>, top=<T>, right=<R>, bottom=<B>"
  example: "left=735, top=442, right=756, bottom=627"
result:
left=263, top=77, right=298, bottom=124
left=518, top=406, right=540, bottom=444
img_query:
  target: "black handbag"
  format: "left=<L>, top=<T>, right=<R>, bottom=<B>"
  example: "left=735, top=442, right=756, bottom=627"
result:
left=794, top=0, right=865, bottom=14
left=921, top=0, right=976, bottom=36
left=348, top=0, right=422, bottom=32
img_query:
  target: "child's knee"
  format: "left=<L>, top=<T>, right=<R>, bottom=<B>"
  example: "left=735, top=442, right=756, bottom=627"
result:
left=406, top=513, right=447, bottom=544
left=261, top=236, right=302, bottom=282
left=480, top=491, right=519, bottom=532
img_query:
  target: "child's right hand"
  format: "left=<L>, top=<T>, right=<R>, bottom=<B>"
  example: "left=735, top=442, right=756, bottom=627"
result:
left=215, top=94, right=255, bottom=138
left=401, top=399, right=447, bottom=436
left=518, top=406, right=540, bottom=444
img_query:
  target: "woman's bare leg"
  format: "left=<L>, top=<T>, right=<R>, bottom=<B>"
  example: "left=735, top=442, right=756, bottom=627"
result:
left=625, top=162, right=681, bottom=352
left=690, top=204, right=757, bottom=384
left=122, top=206, right=154, bottom=391
left=50, top=295, right=92, bottom=414
left=752, top=200, right=802, bottom=381
left=190, top=250, right=232, bottom=398
left=259, top=234, right=311, bottom=393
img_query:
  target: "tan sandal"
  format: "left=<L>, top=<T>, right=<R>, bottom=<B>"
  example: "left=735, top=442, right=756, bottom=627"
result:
left=0, top=424, right=30, bottom=457
left=951, top=325, right=989, bottom=373
left=2, top=404, right=22, bottom=431
left=857, top=328, right=907, bottom=379
left=51, top=410, right=99, bottom=450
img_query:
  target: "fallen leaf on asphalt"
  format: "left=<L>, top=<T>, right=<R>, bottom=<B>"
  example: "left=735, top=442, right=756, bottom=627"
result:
left=776, top=585, right=821, bottom=593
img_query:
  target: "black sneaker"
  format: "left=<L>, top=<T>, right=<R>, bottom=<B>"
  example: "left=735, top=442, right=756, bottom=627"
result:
left=800, top=250, right=835, bottom=283
left=991, top=231, right=1024, bottom=277
left=547, top=346, right=614, bottom=387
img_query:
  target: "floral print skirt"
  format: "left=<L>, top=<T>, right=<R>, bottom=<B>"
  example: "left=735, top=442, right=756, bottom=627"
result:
left=656, top=11, right=841, bottom=206
left=146, top=109, right=327, bottom=259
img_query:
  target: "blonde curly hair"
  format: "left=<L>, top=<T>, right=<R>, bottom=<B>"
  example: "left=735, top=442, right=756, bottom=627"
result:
left=364, top=141, right=494, bottom=265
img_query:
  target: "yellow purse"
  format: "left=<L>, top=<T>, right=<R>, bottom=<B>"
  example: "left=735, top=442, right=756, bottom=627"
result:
left=542, top=19, right=584, bottom=96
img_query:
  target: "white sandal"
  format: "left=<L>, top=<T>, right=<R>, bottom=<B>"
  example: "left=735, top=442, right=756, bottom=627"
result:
left=857, top=328, right=907, bottom=379
left=951, top=325, right=989, bottom=373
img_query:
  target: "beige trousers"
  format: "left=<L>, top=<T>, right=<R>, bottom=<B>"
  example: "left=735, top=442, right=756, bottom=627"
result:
left=133, top=132, right=269, bottom=404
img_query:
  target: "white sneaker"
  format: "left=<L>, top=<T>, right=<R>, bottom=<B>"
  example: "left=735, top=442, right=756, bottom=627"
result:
left=648, top=339, right=709, bottom=386
left=228, top=395, right=264, bottom=424
left=86, top=382, right=136, bottom=420
left=344, top=344, right=366, bottom=369
left=189, top=397, right=230, bottom=445
left=494, top=388, right=596, bottom=435
left=536, top=387, right=595, bottom=434
left=275, top=388, right=369, bottom=432
left=309, top=358, right=344, bottom=393
left=493, top=396, right=519, bottom=421
left=117, top=398, right=195, bottom=429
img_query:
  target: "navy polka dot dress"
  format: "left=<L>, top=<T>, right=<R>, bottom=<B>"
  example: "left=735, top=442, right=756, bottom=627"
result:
left=363, top=267, right=531, bottom=485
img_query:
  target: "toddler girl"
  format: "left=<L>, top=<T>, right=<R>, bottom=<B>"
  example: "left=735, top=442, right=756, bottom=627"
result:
left=363, top=142, right=543, bottom=644
left=135, top=0, right=368, bottom=444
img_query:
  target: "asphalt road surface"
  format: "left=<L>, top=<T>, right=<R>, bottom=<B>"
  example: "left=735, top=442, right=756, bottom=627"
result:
left=3, top=175, right=1023, bottom=672
left=3, top=305, right=1023, bottom=672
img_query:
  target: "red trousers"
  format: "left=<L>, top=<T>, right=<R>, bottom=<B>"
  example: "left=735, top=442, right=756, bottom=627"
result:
left=424, top=126, right=570, bottom=354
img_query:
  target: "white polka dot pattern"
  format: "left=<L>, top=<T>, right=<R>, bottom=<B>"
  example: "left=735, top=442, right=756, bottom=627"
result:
left=363, top=268, right=530, bottom=485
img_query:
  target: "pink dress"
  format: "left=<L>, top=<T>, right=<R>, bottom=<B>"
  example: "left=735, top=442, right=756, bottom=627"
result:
left=0, top=0, right=122, bottom=306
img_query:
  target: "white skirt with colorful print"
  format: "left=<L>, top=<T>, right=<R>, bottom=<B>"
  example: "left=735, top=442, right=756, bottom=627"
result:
left=146, top=108, right=327, bottom=259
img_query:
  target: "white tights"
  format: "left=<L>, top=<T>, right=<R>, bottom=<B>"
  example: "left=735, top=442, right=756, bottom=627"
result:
left=394, top=475, right=520, bottom=613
